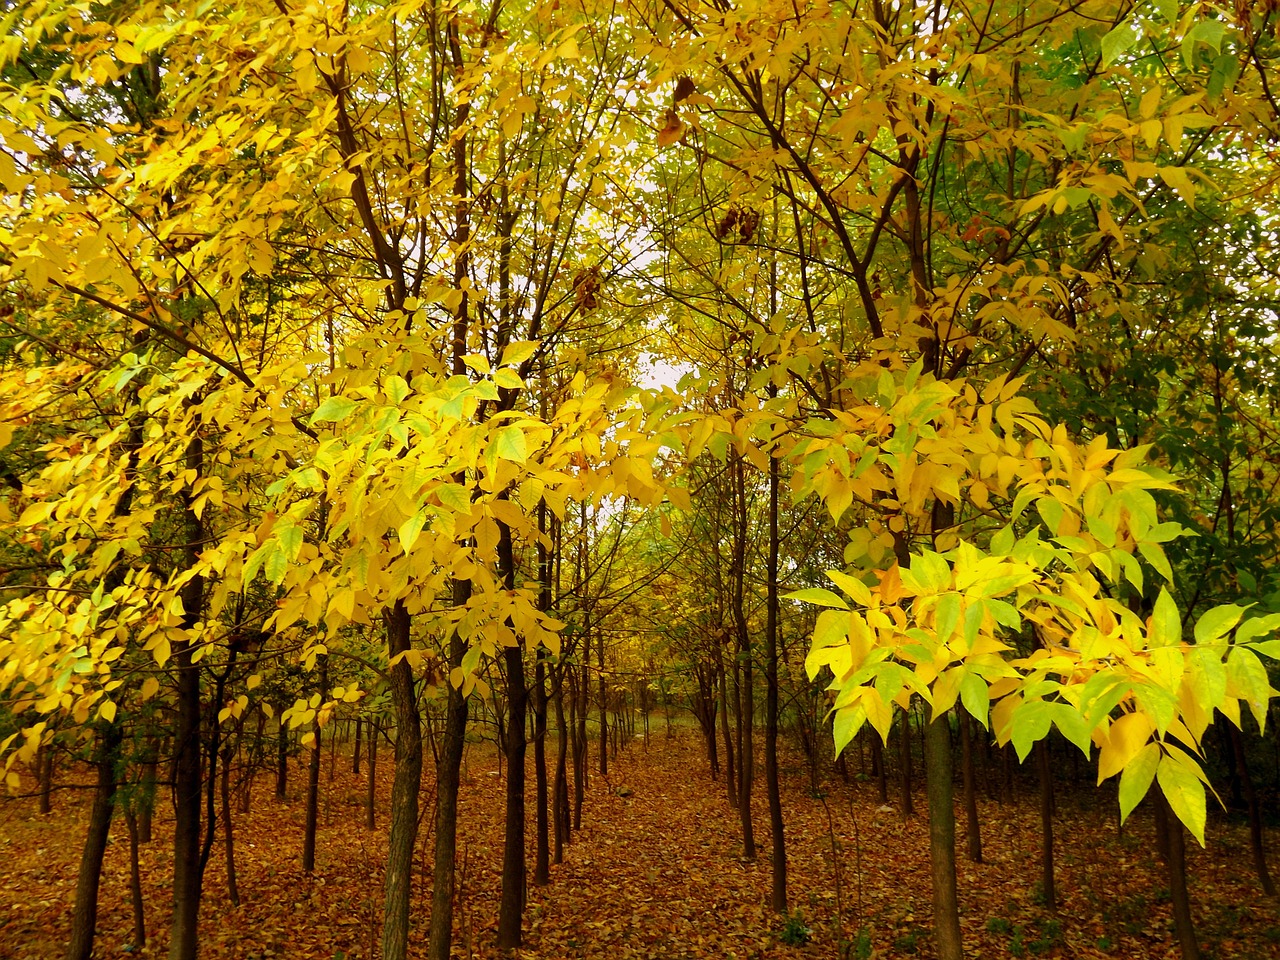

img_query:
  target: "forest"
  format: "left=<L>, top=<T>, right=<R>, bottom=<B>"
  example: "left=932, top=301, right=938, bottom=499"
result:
left=1, top=0, right=1279, bottom=958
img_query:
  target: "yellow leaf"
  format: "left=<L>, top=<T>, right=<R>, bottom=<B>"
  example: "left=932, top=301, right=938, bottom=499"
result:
left=140, top=676, right=160, bottom=701
left=1097, top=711, right=1153, bottom=782
left=99, top=700, right=117, bottom=723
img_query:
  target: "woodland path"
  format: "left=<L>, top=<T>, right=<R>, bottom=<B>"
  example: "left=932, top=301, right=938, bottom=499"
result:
left=1, top=727, right=1277, bottom=959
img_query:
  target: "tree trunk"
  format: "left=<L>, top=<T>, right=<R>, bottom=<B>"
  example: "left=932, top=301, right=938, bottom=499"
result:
left=428, top=579, right=471, bottom=960
left=275, top=718, right=288, bottom=802
left=366, top=720, right=378, bottom=831
left=353, top=717, right=362, bottom=775
left=899, top=707, right=914, bottom=817
left=924, top=714, right=963, bottom=960
left=1229, top=723, right=1275, bottom=896
left=38, top=741, right=52, bottom=814
left=718, top=647, right=736, bottom=805
left=1155, top=793, right=1202, bottom=960
left=553, top=664, right=570, bottom=864
left=960, top=705, right=982, bottom=863
left=497, top=644, right=528, bottom=949
left=303, top=720, right=322, bottom=873
left=532, top=651, right=550, bottom=886
left=872, top=735, right=888, bottom=804
left=170, top=634, right=203, bottom=960
left=221, top=735, right=240, bottom=904
left=597, top=627, right=608, bottom=777
left=383, top=601, right=421, bottom=960
left=1037, top=738, right=1056, bottom=910
left=764, top=442, right=786, bottom=911
left=124, top=808, right=146, bottom=948
left=65, top=721, right=122, bottom=960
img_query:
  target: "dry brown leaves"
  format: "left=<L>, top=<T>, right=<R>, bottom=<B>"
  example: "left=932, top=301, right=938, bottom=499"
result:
left=1, top=727, right=1278, bottom=959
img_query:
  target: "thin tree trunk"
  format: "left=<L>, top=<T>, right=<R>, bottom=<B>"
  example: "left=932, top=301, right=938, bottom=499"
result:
left=873, top=735, right=888, bottom=804
left=276, top=718, right=288, bottom=802
left=353, top=717, right=362, bottom=775
left=38, top=741, right=52, bottom=814
left=302, top=720, right=322, bottom=873
left=383, top=601, right=421, bottom=960
left=532, top=651, right=550, bottom=886
left=960, top=705, right=982, bottom=863
left=428, top=579, right=471, bottom=960
left=1156, top=793, right=1202, bottom=960
left=124, top=808, right=146, bottom=948
left=925, top=714, right=963, bottom=960
left=366, top=721, right=378, bottom=831
left=65, top=721, right=122, bottom=960
left=497, top=644, right=528, bottom=949
left=1037, top=738, right=1056, bottom=910
left=718, top=647, right=736, bottom=805
left=1230, top=723, right=1275, bottom=896
left=764, top=440, right=786, bottom=910
left=221, top=735, right=240, bottom=904
left=553, top=664, right=569, bottom=864
left=899, top=707, right=914, bottom=817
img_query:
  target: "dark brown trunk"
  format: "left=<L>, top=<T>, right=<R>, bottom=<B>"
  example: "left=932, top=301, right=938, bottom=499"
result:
left=497, top=644, right=528, bottom=948
left=872, top=735, right=888, bottom=804
left=353, top=717, right=362, bottom=775
left=38, top=741, right=52, bottom=814
left=925, top=714, right=963, bottom=960
left=1230, top=723, right=1275, bottom=895
left=124, top=808, right=146, bottom=948
left=532, top=652, right=550, bottom=886
left=366, top=720, right=378, bottom=831
left=303, top=722, right=322, bottom=873
left=1037, top=738, right=1056, bottom=910
left=221, top=736, right=239, bottom=904
left=764, top=442, right=785, bottom=910
left=960, top=705, right=982, bottom=863
left=597, top=627, right=608, bottom=777
left=275, top=717, right=288, bottom=802
left=1155, top=793, right=1202, bottom=960
left=65, top=721, right=122, bottom=960
left=553, top=664, right=569, bottom=863
left=718, top=647, right=736, bottom=805
left=428, top=579, right=471, bottom=960
left=170, top=635, right=203, bottom=960
left=899, top=707, right=914, bottom=816
left=383, top=601, right=421, bottom=960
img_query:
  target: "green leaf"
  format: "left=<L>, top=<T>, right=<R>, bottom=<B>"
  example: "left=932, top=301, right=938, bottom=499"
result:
left=960, top=673, right=990, bottom=729
left=828, top=569, right=873, bottom=606
left=1157, top=753, right=1207, bottom=845
left=833, top=704, right=866, bottom=757
left=1182, top=19, right=1225, bottom=68
left=494, top=424, right=528, bottom=462
left=911, top=551, right=952, bottom=592
left=786, top=587, right=849, bottom=610
left=1227, top=646, right=1272, bottom=731
left=1118, top=742, right=1160, bottom=823
left=1101, top=21, right=1139, bottom=67
left=1194, top=604, right=1244, bottom=644
left=1150, top=588, right=1182, bottom=648
left=310, top=395, right=358, bottom=425
left=399, top=510, right=428, bottom=555
left=935, top=593, right=961, bottom=644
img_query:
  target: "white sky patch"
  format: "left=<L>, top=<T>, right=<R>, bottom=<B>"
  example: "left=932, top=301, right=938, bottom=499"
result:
left=637, top=353, right=695, bottom=391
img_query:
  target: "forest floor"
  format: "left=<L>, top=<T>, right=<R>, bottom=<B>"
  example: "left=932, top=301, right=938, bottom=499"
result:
left=1, top=722, right=1278, bottom=960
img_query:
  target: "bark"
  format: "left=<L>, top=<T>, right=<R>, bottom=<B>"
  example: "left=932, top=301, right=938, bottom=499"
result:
left=1155, top=794, right=1202, bottom=960
left=497, top=644, right=529, bottom=949
left=302, top=720, right=323, bottom=873
left=428, top=579, right=472, bottom=960
left=38, top=741, right=52, bottom=814
left=1037, top=738, right=1056, bottom=910
left=1229, top=723, right=1275, bottom=896
left=124, top=808, right=146, bottom=948
left=872, top=735, right=889, bottom=804
left=366, top=721, right=378, bottom=831
left=764, top=442, right=786, bottom=911
left=959, top=705, right=982, bottom=863
left=718, top=645, right=736, bottom=804
left=353, top=717, right=362, bottom=775
left=383, top=601, right=421, bottom=960
left=65, top=721, right=122, bottom=960
left=532, top=651, right=550, bottom=886
left=731, top=452, right=755, bottom=861
left=553, top=663, right=570, bottom=864
left=899, top=707, right=914, bottom=816
left=275, top=717, right=288, bottom=802
left=170, top=633, right=203, bottom=960
left=221, top=734, right=240, bottom=904
left=924, top=714, right=963, bottom=960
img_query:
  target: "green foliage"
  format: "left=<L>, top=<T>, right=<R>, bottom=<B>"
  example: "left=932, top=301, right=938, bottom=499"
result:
left=777, top=912, right=812, bottom=947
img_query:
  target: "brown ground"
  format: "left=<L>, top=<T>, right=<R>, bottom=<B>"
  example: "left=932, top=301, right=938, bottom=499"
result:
left=1, top=723, right=1277, bottom=959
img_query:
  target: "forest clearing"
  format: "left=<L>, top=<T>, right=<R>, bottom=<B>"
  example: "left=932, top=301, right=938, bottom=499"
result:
left=2, top=724, right=1277, bottom=960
